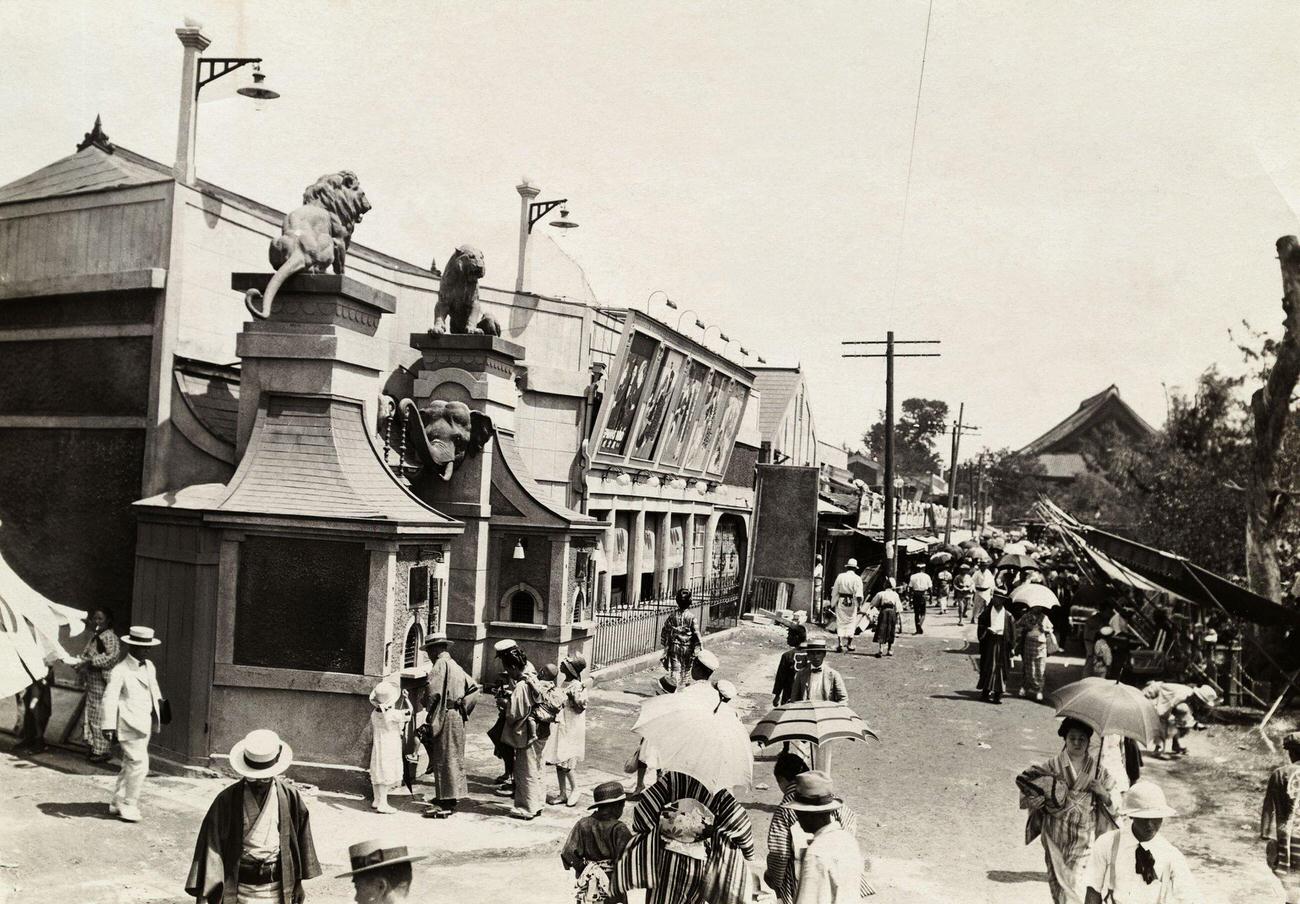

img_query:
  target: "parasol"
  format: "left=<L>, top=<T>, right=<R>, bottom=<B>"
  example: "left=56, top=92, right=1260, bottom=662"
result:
left=929, top=551, right=953, bottom=565
left=1049, top=677, right=1160, bottom=745
left=966, top=546, right=992, bottom=563
left=1010, top=583, right=1060, bottom=610
left=632, top=682, right=719, bottom=730
left=997, top=552, right=1039, bottom=570
left=750, top=700, right=880, bottom=746
left=635, top=697, right=753, bottom=792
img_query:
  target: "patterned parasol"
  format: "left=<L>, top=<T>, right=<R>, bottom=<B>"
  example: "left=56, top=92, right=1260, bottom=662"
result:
left=750, top=700, right=880, bottom=747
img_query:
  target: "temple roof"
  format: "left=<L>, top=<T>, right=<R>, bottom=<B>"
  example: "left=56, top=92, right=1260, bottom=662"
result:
left=210, top=394, right=460, bottom=531
left=0, top=144, right=172, bottom=205
left=1019, top=385, right=1157, bottom=456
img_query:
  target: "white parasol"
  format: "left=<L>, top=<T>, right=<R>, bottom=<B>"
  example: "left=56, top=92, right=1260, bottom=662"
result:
left=1010, top=583, right=1061, bottom=610
left=0, top=543, right=84, bottom=697
left=634, top=694, right=753, bottom=792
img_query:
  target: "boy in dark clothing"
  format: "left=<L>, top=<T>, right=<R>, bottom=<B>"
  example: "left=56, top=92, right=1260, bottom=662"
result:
left=561, top=781, right=633, bottom=904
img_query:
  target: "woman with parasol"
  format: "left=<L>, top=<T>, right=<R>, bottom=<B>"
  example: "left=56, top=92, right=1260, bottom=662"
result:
left=1017, top=717, right=1119, bottom=904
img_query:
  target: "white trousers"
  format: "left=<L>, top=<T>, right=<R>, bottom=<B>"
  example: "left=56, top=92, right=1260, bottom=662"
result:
left=113, top=728, right=150, bottom=811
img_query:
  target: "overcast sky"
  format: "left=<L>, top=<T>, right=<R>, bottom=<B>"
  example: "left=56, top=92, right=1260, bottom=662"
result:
left=4, top=1, right=1299, bottom=461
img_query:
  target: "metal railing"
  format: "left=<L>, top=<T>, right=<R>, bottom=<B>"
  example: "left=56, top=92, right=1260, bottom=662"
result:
left=590, top=576, right=741, bottom=670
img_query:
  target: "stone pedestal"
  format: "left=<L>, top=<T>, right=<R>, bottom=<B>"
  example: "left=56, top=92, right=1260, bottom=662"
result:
left=231, top=273, right=396, bottom=457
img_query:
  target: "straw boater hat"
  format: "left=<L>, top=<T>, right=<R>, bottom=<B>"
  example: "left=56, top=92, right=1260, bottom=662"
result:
left=845, top=558, right=859, bottom=570
left=781, top=771, right=842, bottom=813
left=800, top=638, right=828, bottom=652
left=1118, top=781, right=1178, bottom=819
left=715, top=680, right=737, bottom=703
left=122, top=626, right=162, bottom=647
left=335, top=840, right=427, bottom=878
left=422, top=631, right=452, bottom=649
left=229, top=729, right=294, bottom=779
left=656, top=675, right=678, bottom=695
left=493, top=639, right=518, bottom=656
left=588, top=780, right=627, bottom=810
left=1192, top=685, right=1219, bottom=706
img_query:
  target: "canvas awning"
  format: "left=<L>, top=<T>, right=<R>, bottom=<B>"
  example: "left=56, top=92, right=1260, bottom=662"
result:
left=1081, top=527, right=1300, bottom=627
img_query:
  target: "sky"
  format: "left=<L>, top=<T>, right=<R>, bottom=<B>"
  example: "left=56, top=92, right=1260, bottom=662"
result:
left=4, top=1, right=1300, bottom=463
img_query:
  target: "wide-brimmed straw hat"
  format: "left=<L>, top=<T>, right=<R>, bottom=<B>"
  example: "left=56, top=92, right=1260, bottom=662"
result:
left=335, top=840, right=427, bottom=878
left=800, top=639, right=827, bottom=652
left=656, top=675, right=678, bottom=695
left=782, top=770, right=842, bottom=813
left=369, top=682, right=399, bottom=708
left=1192, top=685, right=1219, bottom=706
left=422, top=631, right=452, bottom=649
left=1119, top=781, right=1177, bottom=819
left=562, top=653, right=588, bottom=677
left=588, top=780, right=627, bottom=810
left=122, top=625, right=162, bottom=647
left=229, top=729, right=294, bottom=779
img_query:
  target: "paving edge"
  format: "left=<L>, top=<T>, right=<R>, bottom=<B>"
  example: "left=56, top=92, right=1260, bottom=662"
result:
left=589, top=624, right=751, bottom=683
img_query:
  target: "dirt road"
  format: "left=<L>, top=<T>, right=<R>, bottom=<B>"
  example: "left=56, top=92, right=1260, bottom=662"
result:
left=0, top=619, right=1289, bottom=903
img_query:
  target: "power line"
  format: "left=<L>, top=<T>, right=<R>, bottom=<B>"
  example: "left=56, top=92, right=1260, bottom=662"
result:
left=886, top=0, right=936, bottom=324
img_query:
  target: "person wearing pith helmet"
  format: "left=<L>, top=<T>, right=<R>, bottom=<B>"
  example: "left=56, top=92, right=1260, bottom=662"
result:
left=185, top=729, right=321, bottom=903
left=336, top=840, right=426, bottom=903
left=782, top=771, right=863, bottom=903
left=100, top=625, right=165, bottom=823
left=1084, top=781, right=1200, bottom=903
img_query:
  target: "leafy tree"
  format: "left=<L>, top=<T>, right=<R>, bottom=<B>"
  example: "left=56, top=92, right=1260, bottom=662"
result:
left=864, top=398, right=949, bottom=476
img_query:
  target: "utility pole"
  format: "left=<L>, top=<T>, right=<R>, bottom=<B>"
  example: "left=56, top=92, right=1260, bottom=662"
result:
left=942, top=404, right=980, bottom=545
left=842, top=333, right=940, bottom=583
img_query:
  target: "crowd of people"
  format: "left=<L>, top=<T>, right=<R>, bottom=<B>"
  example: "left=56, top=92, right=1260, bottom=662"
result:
left=15, top=554, right=1300, bottom=904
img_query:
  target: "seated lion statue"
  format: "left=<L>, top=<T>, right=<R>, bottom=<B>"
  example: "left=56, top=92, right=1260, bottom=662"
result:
left=244, top=171, right=371, bottom=319
left=430, top=245, right=501, bottom=336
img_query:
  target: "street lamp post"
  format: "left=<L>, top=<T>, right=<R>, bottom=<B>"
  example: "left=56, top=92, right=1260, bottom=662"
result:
left=514, top=181, right=579, bottom=293
left=174, top=24, right=277, bottom=186
left=645, top=290, right=677, bottom=319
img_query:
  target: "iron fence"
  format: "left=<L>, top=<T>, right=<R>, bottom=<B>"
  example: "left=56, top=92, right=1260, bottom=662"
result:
left=590, top=576, right=741, bottom=670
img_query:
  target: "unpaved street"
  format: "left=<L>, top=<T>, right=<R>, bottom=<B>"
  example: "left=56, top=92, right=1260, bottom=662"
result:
left=0, top=620, right=1288, bottom=903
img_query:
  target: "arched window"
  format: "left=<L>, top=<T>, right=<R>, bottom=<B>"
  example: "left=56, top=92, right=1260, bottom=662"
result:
left=500, top=583, right=543, bottom=624
left=403, top=621, right=424, bottom=668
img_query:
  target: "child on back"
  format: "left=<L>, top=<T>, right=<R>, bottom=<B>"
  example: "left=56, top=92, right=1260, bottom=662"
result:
left=561, top=780, right=633, bottom=904
left=544, top=653, right=590, bottom=806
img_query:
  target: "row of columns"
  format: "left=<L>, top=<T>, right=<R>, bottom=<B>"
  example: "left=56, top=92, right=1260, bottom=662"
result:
left=597, top=502, right=723, bottom=607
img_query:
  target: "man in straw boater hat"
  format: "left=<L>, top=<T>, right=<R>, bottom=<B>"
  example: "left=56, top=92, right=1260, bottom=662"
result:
left=99, top=625, right=166, bottom=822
left=1084, top=780, right=1200, bottom=904
left=185, top=729, right=320, bottom=904
left=418, top=630, right=475, bottom=819
left=781, top=771, right=863, bottom=904
left=336, top=840, right=426, bottom=904
left=830, top=559, right=864, bottom=654
left=561, top=780, right=634, bottom=904
left=1260, top=731, right=1300, bottom=903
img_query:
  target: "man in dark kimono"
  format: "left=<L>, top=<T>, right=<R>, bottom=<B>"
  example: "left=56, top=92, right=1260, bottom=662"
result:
left=976, top=596, right=1017, bottom=704
left=186, top=729, right=320, bottom=904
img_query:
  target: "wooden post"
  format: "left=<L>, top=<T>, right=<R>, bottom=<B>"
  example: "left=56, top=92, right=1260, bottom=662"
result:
left=883, top=331, right=896, bottom=581
left=944, top=402, right=963, bottom=545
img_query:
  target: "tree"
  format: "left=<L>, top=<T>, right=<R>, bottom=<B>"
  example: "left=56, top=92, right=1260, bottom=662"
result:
left=1243, top=236, right=1300, bottom=600
left=864, top=398, right=949, bottom=476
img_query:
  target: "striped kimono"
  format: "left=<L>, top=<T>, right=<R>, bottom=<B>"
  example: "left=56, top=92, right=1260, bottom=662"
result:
left=1261, top=762, right=1300, bottom=899
left=766, top=789, right=875, bottom=902
left=79, top=628, right=121, bottom=755
left=1018, top=612, right=1055, bottom=695
left=1019, top=750, right=1117, bottom=904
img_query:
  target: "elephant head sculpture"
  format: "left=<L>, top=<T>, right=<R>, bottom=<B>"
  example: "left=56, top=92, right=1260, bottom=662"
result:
left=400, top=398, right=494, bottom=481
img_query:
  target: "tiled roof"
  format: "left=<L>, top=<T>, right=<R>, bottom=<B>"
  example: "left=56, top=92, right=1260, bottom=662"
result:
left=213, top=394, right=459, bottom=528
left=0, top=145, right=171, bottom=204
left=1019, top=385, right=1157, bottom=455
left=173, top=357, right=241, bottom=445
left=750, top=367, right=803, bottom=441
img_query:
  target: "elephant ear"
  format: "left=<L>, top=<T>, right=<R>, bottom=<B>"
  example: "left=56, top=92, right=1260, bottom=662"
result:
left=469, top=410, right=495, bottom=454
left=399, top=399, right=456, bottom=477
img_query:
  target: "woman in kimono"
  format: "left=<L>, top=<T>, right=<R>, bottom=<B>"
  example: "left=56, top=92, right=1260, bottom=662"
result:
left=1017, top=718, right=1118, bottom=904
left=1017, top=607, right=1056, bottom=701
left=545, top=653, right=590, bottom=807
left=77, top=607, right=122, bottom=762
left=1261, top=732, right=1300, bottom=903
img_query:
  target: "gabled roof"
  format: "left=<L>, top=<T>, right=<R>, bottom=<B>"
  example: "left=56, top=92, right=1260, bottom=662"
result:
left=750, top=367, right=803, bottom=442
left=0, top=144, right=171, bottom=204
left=1019, top=385, right=1157, bottom=455
left=211, top=394, right=460, bottom=531
left=490, top=430, right=603, bottom=532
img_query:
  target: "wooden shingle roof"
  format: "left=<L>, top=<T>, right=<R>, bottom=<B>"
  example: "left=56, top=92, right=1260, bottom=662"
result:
left=0, top=145, right=171, bottom=205
left=1019, top=385, right=1157, bottom=456
left=213, top=394, right=459, bottom=529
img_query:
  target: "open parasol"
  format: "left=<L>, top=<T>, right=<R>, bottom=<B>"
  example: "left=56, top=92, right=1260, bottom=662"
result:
left=966, top=546, right=992, bottom=563
left=750, top=700, right=880, bottom=746
left=0, top=544, right=84, bottom=697
left=1009, top=583, right=1060, bottom=610
left=635, top=697, right=753, bottom=792
left=997, top=552, right=1040, bottom=571
left=929, top=550, right=953, bottom=566
left=1049, top=677, right=1160, bottom=745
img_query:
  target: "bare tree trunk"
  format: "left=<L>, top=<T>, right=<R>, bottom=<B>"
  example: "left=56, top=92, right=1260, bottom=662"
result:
left=1246, top=236, right=1300, bottom=600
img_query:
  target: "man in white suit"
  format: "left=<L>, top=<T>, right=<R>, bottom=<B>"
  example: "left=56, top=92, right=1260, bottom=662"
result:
left=100, top=625, right=165, bottom=823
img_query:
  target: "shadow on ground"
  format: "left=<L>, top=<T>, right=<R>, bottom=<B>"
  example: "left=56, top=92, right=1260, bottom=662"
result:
left=36, top=801, right=119, bottom=820
left=987, top=869, right=1049, bottom=884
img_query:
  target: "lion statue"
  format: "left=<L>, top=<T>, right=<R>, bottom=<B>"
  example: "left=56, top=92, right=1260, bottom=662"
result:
left=430, top=245, right=501, bottom=336
left=244, top=171, right=371, bottom=319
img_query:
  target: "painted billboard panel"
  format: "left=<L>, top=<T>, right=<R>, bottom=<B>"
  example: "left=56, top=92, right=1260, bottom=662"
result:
left=685, top=372, right=728, bottom=471
left=706, top=380, right=748, bottom=476
left=658, top=360, right=709, bottom=468
left=598, top=332, right=658, bottom=455
left=631, top=347, right=685, bottom=461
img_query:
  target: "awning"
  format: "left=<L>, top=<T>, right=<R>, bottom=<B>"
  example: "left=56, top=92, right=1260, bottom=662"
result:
left=818, top=497, right=849, bottom=515
left=1079, top=544, right=1170, bottom=597
left=1082, top=527, right=1300, bottom=627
